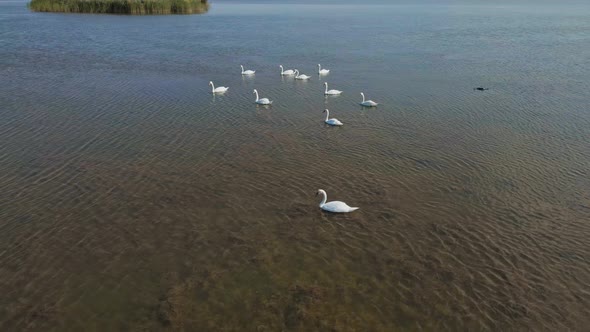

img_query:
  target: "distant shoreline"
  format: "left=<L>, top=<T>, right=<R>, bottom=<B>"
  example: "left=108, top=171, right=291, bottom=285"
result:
left=28, top=0, right=209, bottom=14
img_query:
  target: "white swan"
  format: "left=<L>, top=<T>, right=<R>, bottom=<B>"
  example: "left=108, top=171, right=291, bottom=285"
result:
left=324, top=82, right=342, bottom=95
left=360, top=92, right=378, bottom=107
left=323, top=109, right=343, bottom=126
left=317, top=189, right=359, bottom=213
left=294, top=69, right=311, bottom=80
left=318, top=64, right=330, bottom=75
left=253, top=89, right=272, bottom=105
left=279, top=65, right=295, bottom=76
left=241, top=65, right=255, bottom=75
left=209, top=81, right=228, bottom=93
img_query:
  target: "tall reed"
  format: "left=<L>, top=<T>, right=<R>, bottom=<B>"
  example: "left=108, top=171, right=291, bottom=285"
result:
left=28, top=0, right=209, bottom=14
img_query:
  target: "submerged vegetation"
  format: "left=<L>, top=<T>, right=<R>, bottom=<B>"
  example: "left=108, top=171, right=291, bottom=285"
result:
left=28, top=0, right=209, bottom=14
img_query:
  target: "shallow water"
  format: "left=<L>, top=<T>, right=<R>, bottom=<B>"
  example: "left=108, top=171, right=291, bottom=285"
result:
left=1, top=1, right=590, bottom=330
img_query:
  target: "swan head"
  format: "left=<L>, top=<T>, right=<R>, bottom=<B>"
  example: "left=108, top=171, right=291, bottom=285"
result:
left=253, top=89, right=257, bottom=93
left=324, top=82, right=327, bottom=85
left=316, top=189, right=326, bottom=197
left=280, top=65, right=283, bottom=68
left=323, top=109, right=328, bottom=113
left=209, top=81, right=213, bottom=85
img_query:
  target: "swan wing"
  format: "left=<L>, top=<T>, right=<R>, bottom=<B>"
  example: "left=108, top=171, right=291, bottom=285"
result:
left=321, top=201, right=358, bottom=213
left=257, top=98, right=272, bottom=104
left=361, top=101, right=378, bottom=106
left=326, top=118, right=343, bottom=126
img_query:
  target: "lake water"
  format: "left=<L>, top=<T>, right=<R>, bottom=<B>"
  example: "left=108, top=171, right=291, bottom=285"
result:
left=1, top=1, right=589, bottom=330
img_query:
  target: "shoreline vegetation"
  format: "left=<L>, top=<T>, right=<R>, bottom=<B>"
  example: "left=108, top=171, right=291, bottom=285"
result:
left=28, top=0, right=209, bottom=14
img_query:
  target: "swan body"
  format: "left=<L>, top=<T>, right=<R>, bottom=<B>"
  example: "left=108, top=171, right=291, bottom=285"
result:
left=316, top=189, right=358, bottom=213
left=294, top=69, right=311, bottom=80
left=360, top=92, right=378, bottom=107
left=280, top=65, right=295, bottom=76
left=241, top=65, right=255, bottom=75
left=253, top=89, right=272, bottom=105
left=324, top=82, right=342, bottom=95
left=209, top=81, right=228, bottom=93
left=323, top=109, right=343, bottom=126
left=318, top=64, right=330, bottom=75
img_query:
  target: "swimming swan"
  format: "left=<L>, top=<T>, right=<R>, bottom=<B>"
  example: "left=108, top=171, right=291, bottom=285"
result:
left=324, top=82, right=342, bottom=95
left=253, top=89, right=272, bottom=105
left=280, top=65, right=295, bottom=76
left=209, top=81, right=228, bottom=93
left=316, top=189, right=359, bottom=213
left=294, top=69, right=311, bottom=80
left=360, top=92, right=378, bottom=107
left=323, top=109, right=343, bottom=126
left=241, top=65, right=255, bottom=75
left=318, top=64, right=330, bottom=75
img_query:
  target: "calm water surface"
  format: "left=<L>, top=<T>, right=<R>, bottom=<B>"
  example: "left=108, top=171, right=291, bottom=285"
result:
left=1, top=1, right=589, bottom=330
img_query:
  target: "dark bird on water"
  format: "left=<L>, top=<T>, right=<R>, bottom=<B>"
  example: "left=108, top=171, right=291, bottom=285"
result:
left=474, top=87, right=489, bottom=91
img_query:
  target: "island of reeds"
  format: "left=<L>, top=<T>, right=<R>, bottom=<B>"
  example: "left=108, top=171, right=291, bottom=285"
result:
left=28, top=0, right=209, bottom=14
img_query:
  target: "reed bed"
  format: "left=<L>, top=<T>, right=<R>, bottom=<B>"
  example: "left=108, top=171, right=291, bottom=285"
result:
left=28, top=0, right=209, bottom=14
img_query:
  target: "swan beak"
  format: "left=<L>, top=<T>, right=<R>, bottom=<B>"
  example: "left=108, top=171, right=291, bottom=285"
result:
left=315, top=191, right=319, bottom=196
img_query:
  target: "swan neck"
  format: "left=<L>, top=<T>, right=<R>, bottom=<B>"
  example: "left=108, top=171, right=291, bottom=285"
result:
left=324, top=83, right=328, bottom=93
left=319, top=191, right=327, bottom=207
left=361, top=93, right=365, bottom=102
left=210, top=82, right=215, bottom=92
left=325, top=110, right=329, bottom=122
left=254, top=90, right=259, bottom=101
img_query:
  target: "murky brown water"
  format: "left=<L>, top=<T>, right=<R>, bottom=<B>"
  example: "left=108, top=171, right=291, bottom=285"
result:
left=1, top=1, right=590, bottom=330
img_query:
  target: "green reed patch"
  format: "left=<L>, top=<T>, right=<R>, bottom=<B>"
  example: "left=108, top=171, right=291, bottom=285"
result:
left=28, top=0, right=209, bottom=14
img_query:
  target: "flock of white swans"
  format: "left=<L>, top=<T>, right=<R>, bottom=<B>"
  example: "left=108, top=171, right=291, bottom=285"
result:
left=209, top=64, right=378, bottom=213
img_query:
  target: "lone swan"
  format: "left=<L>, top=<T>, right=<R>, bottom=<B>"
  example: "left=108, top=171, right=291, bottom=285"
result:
left=324, top=82, right=342, bottom=95
left=318, top=64, right=330, bottom=75
left=323, top=109, right=343, bottom=126
left=209, top=81, right=228, bottom=93
left=241, top=65, right=255, bottom=75
left=280, top=65, right=295, bottom=76
left=294, top=69, right=311, bottom=80
left=316, top=189, right=359, bottom=213
left=253, top=89, right=272, bottom=105
left=360, top=92, right=378, bottom=107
